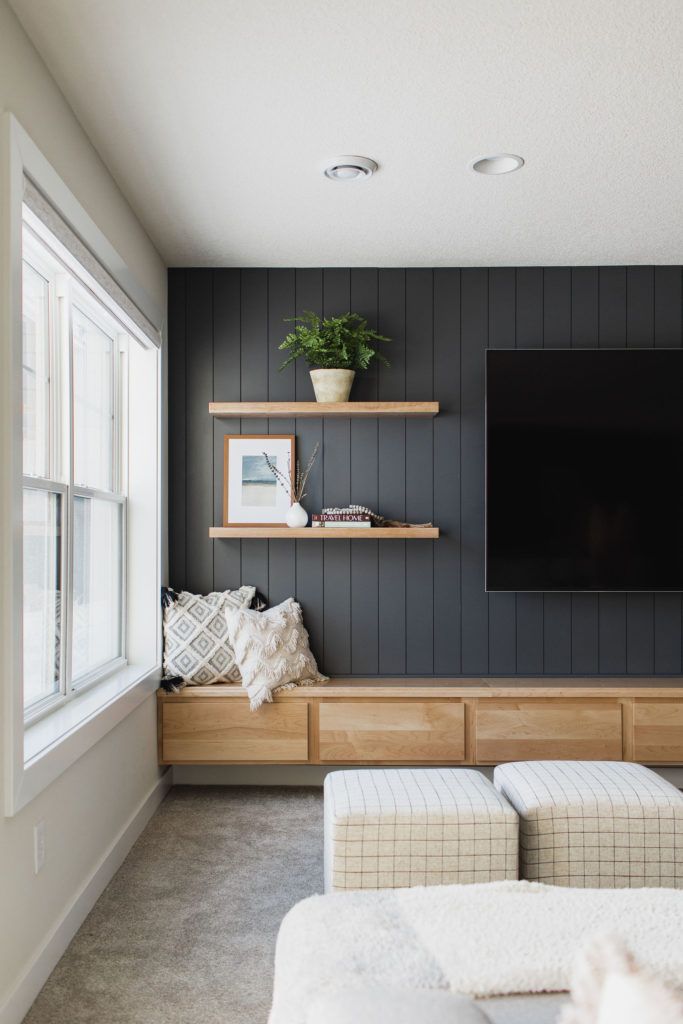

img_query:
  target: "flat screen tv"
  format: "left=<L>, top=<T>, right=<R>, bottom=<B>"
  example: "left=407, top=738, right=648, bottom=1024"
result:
left=485, top=349, right=683, bottom=592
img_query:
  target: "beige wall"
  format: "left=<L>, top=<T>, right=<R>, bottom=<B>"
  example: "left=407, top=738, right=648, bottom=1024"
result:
left=0, top=0, right=167, bottom=1014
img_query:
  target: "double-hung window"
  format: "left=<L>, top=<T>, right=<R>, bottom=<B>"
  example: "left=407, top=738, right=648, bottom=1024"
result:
left=2, top=117, right=162, bottom=814
left=22, top=218, right=129, bottom=721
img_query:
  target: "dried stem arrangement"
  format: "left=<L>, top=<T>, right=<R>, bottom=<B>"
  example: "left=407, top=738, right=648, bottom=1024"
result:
left=263, top=442, right=320, bottom=504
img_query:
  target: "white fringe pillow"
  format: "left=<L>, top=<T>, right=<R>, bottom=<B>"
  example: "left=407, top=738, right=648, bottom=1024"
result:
left=225, top=598, right=327, bottom=710
left=561, top=936, right=683, bottom=1024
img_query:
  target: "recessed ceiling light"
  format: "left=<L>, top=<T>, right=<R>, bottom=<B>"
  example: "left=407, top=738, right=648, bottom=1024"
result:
left=323, top=156, right=378, bottom=181
left=472, top=154, right=524, bottom=175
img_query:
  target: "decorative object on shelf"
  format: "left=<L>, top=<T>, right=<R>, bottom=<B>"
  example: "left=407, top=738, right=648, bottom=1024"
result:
left=320, top=504, right=434, bottom=528
left=223, top=434, right=294, bottom=526
left=309, top=368, right=355, bottom=403
left=263, top=441, right=320, bottom=529
left=312, top=512, right=372, bottom=528
left=225, top=597, right=328, bottom=710
left=162, top=585, right=255, bottom=687
left=279, top=311, right=390, bottom=403
left=286, top=502, right=309, bottom=528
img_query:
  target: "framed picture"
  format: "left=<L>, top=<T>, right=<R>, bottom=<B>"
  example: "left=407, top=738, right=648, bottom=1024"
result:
left=222, top=434, right=295, bottom=527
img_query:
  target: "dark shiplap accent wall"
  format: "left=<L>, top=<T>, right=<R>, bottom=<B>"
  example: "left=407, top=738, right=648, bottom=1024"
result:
left=168, top=266, right=683, bottom=677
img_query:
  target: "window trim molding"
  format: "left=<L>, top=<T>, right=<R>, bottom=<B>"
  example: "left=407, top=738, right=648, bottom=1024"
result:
left=13, top=119, right=163, bottom=339
left=1, top=114, right=163, bottom=817
left=18, top=665, right=161, bottom=813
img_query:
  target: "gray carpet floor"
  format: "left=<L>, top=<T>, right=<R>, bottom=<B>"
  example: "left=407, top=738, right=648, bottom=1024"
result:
left=23, top=787, right=324, bottom=1024
left=23, top=786, right=566, bottom=1024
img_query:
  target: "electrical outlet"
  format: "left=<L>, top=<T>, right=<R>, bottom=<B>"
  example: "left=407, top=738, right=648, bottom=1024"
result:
left=33, top=820, right=46, bottom=874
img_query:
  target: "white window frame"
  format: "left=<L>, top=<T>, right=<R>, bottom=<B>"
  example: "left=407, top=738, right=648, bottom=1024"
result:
left=1, top=114, right=165, bottom=816
left=21, top=226, right=131, bottom=725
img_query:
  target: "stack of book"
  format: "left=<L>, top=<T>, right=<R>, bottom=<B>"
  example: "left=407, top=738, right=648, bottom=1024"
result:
left=311, top=512, right=372, bottom=529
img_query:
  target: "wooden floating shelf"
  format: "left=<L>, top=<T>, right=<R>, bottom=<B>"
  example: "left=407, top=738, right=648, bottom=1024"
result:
left=209, top=401, right=439, bottom=418
left=209, top=526, right=440, bottom=539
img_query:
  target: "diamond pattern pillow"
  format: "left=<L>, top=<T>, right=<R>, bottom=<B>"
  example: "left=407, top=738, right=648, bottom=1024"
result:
left=225, top=597, right=327, bottom=709
left=163, top=586, right=255, bottom=684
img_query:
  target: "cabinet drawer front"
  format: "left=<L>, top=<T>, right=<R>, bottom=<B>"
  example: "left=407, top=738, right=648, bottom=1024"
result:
left=318, top=701, right=465, bottom=763
left=633, top=702, right=683, bottom=763
left=162, top=700, right=308, bottom=763
left=476, top=700, right=622, bottom=763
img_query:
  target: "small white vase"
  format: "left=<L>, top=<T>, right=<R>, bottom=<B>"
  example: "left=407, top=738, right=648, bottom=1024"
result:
left=287, top=502, right=308, bottom=528
left=310, top=368, right=355, bottom=403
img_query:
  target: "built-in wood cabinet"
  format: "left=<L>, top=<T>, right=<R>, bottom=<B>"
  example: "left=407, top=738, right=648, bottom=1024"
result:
left=632, top=701, right=683, bottom=764
left=318, top=701, right=465, bottom=763
left=475, top=700, right=623, bottom=763
left=161, top=699, right=308, bottom=763
left=157, top=680, right=683, bottom=767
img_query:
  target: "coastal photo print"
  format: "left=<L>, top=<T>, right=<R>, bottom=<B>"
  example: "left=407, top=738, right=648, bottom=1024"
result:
left=223, top=434, right=295, bottom=526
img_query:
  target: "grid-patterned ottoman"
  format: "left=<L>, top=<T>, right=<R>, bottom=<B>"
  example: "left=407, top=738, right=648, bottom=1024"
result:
left=494, top=760, right=683, bottom=888
left=323, top=768, right=518, bottom=892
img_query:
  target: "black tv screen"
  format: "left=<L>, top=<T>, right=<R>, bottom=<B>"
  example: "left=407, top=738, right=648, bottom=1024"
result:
left=485, top=349, right=683, bottom=592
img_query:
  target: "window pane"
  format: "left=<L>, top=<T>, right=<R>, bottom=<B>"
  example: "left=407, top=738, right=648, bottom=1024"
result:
left=23, top=489, right=62, bottom=709
left=72, top=496, right=122, bottom=679
left=73, top=307, right=114, bottom=491
left=22, top=262, right=50, bottom=478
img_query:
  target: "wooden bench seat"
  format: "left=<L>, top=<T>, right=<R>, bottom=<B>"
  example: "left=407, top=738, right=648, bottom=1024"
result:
left=158, top=678, right=683, bottom=767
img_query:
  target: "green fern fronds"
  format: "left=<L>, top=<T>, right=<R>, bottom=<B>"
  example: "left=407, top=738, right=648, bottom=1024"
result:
left=279, top=311, right=391, bottom=372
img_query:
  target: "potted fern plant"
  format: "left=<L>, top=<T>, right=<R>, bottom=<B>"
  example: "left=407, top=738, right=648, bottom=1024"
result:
left=279, top=311, right=390, bottom=402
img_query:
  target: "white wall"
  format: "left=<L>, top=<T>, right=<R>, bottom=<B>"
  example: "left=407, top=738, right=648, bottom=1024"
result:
left=0, top=0, right=165, bottom=304
left=0, top=1, right=168, bottom=1018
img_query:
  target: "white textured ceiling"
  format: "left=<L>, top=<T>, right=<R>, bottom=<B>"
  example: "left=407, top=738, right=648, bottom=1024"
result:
left=10, top=0, right=683, bottom=266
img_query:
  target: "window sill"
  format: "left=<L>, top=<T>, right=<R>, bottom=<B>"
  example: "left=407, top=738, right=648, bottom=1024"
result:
left=8, top=663, right=161, bottom=815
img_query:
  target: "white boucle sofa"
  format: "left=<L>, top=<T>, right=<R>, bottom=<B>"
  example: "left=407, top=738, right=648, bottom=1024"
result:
left=268, top=880, right=683, bottom=1024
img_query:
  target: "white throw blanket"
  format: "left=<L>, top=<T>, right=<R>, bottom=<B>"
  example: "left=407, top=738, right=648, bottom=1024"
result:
left=269, top=881, right=683, bottom=1024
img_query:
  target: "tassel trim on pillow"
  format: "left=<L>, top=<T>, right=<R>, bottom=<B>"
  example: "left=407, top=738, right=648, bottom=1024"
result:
left=159, top=676, right=185, bottom=694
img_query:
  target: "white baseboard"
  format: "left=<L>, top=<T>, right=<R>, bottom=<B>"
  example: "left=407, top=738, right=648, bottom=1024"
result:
left=0, top=768, right=173, bottom=1024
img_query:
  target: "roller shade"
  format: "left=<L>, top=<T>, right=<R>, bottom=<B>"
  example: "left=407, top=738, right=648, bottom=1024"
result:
left=23, top=177, right=161, bottom=347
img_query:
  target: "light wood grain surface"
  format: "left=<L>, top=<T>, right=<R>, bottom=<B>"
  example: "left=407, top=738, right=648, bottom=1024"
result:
left=318, top=701, right=465, bottom=763
left=475, top=699, right=623, bottom=762
left=158, top=679, right=683, bottom=766
left=158, top=678, right=683, bottom=699
left=209, top=401, right=440, bottom=418
left=162, top=700, right=308, bottom=763
left=633, top=700, right=683, bottom=763
left=209, top=526, right=440, bottom=539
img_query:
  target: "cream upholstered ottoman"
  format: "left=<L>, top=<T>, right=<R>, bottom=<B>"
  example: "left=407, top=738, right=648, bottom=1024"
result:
left=494, top=760, right=683, bottom=888
left=323, top=768, right=518, bottom=892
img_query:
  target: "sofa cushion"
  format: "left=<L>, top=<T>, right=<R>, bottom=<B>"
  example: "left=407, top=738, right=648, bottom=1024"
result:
left=306, top=986, right=492, bottom=1024
left=268, top=881, right=683, bottom=1024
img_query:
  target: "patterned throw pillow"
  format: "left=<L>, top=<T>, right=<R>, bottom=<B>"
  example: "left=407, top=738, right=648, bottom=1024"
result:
left=225, top=597, right=327, bottom=710
left=163, top=586, right=255, bottom=684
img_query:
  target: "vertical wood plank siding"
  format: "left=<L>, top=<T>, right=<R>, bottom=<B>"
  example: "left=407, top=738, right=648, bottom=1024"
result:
left=168, top=266, right=683, bottom=677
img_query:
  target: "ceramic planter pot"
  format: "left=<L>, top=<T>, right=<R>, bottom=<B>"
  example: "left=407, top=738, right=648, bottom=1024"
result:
left=310, top=368, right=355, bottom=403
